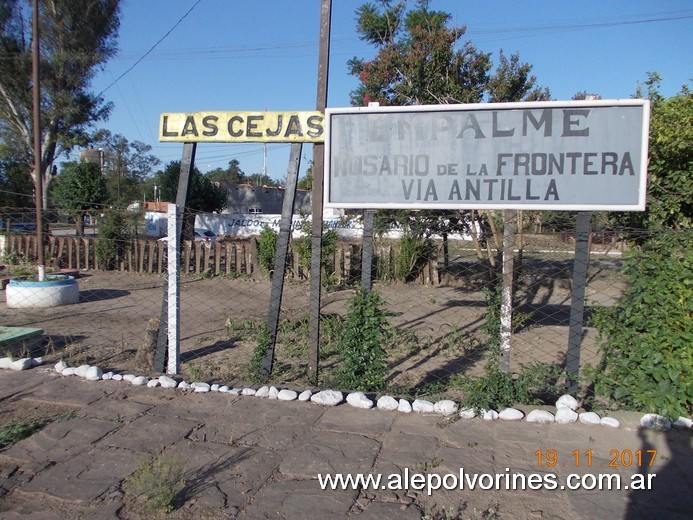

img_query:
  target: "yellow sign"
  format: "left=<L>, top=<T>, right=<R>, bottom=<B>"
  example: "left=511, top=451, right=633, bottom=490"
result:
left=159, top=111, right=324, bottom=143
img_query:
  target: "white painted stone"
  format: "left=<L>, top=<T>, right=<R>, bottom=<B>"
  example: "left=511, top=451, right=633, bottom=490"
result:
left=85, top=366, right=103, bottom=381
left=459, top=408, right=477, bottom=419
left=269, top=386, right=279, bottom=399
left=255, top=385, right=270, bottom=397
left=398, top=399, right=413, bottom=413
left=0, top=357, right=12, bottom=369
left=298, top=390, right=312, bottom=402
left=123, top=374, right=136, bottom=382
left=376, top=396, right=399, bottom=411
left=147, top=379, right=160, bottom=388
left=192, top=382, right=210, bottom=393
left=499, top=407, right=525, bottom=421
left=219, top=385, right=230, bottom=393
left=600, top=417, right=620, bottom=428
left=131, top=376, right=148, bottom=386
left=527, top=410, right=556, bottom=424
left=111, top=374, right=123, bottom=381
left=556, top=394, right=579, bottom=411
left=74, top=364, right=91, bottom=378
left=555, top=408, right=579, bottom=424
left=412, top=399, right=435, bottom=413
left=579, top=411, right=601, bottom=425
left=61, top=367, right=76, bottom=376
left=54, top=360, right=68, bottom=373
left=673, top=417, right=692, bottom=429
left=229, top=388, right=241, bottom=395
left=9, top=358, right=32, bottom=371
left=159, top=375, right=178, bottom=388
left=210, top=384, right=220, bottom=392
left=526, top=410, right=555, bottom=424
left=30, top=357, right=43, bottom=367
left=346, top=392, right=374, bottom=409
left=102, top=372, right=113, bottom=381
left=434, top=400, right=459, bottom=416
left=242, top=388, right=256, bottom=396
left=278, top=389, right=298, bottom=401
left=311, top=390, right=343, bottom=406
left=482, top=409, right=499, bottom=421
left=640, top=414, right=671, bottom=431
left=178, top=381, right=191, bottom=390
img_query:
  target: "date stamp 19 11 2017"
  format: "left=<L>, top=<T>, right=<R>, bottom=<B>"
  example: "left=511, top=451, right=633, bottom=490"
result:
left=535, top=449, right=657, bottom=468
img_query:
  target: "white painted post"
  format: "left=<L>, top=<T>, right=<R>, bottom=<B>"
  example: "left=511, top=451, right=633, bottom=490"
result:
left=166, top=203, right=180, bottom=374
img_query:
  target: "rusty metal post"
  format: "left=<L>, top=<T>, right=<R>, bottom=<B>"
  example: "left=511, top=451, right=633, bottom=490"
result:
left=361, top=210, right=375, bottom=291
left=307, top=0, right=332, bottom=384
left=566, top=211, right=592, bottom=388
left=261, top=143, right=302, bottom=375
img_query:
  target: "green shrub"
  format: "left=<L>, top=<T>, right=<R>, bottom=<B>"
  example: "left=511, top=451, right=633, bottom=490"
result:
left=257, top=225, right=278, bottom=275
left=95, top=209, right=140, bottom=269
left=394, top=233, right=435, bottom=282
left=293, top=218, right=338, bottom=272
left=333, top=289, right=389, bottom=391
left=591, top=231, right=692, bottom=418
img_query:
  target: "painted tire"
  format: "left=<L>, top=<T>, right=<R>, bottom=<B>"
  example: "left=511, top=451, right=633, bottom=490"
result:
left=5, top=275, right=80, bottom=308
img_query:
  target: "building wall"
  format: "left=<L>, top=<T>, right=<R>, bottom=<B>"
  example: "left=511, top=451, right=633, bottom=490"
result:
left=221, top=183, right=312, bottom=214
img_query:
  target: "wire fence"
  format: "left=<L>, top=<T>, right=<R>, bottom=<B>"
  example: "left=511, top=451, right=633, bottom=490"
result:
left=0, top=205, right=639, bottom=403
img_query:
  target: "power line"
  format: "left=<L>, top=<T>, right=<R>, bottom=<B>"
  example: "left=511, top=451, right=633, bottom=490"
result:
left=97, top=0, right=205, bottom=96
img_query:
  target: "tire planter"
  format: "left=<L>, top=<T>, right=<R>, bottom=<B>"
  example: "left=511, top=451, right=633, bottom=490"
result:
left=5, top=275, right=79, bottom=308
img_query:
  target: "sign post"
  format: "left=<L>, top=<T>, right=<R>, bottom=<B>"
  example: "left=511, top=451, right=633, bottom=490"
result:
left=324, top=100, right=649, bottom=374
left=157, top=111, right=325, bottom=375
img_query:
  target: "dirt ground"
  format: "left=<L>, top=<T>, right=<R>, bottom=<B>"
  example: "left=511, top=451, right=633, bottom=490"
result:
left=1, top=258, right=626, bottom=398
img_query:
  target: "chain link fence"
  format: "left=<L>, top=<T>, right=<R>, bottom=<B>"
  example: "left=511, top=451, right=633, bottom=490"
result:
left=0, top=204, right=649, bottom=405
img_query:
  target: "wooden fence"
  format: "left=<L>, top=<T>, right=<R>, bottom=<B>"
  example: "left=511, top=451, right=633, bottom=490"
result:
left=0, top=234, right=441, bottom=285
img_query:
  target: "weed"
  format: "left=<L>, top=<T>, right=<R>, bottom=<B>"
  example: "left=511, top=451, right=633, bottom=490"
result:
left=0, top=419, right=48, bottom=449
left=186, top=364, right=204, bottom=382
left=128, top=448, right=186, bottom=513
left=248, top=326, right=271, bottom=384
left=416, top=457, right=442, bottom=472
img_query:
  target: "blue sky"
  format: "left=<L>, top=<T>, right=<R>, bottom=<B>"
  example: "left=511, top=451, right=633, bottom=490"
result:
left=89, top=0, right=692, bottom=184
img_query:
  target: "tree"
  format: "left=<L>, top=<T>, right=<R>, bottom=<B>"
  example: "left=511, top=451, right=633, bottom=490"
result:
left=206, top=158, right=246, bottom=185
left=349, top=1, right=549, bottom=271
left=51, top=160, right=107, bottom=235
left=297, top=162, right=313, bottom=191
left=0, top=0, right=120, bottom=208
left=91, top=130, right=160, bottom=205
left=348, top=0, right=492, bottom=106
left=637, top=76, right=691, bottom=230
left=154, top=160, right=228, bottom=240
left=487, top=50, right=551, bottom=103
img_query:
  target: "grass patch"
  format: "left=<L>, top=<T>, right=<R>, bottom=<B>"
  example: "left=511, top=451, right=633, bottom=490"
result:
left=127, top=448, right=186, bottom=513
left=0, top=418, right=49, bottom=449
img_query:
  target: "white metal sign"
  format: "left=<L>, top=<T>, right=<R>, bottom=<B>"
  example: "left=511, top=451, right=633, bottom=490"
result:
left=324, top=100, right=649, bottom=210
